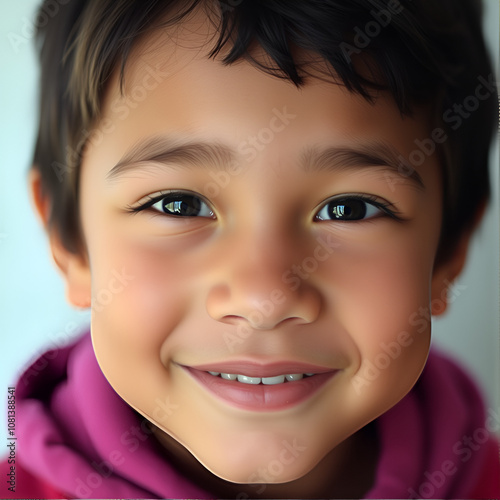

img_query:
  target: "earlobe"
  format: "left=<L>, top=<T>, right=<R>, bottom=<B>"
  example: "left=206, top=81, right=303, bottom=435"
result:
left=51, top=238, right=92, bottom=309
left=430, top=203, right=485, bottom=316
left=65, top=254, right=91, bottom=309
left=28, top=168, right=92, bottom=309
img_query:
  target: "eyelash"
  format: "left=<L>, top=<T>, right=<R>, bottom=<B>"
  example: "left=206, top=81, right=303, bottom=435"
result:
left=314, top=194, right=404, bottom=222
left=126, top=190, right=215, bottom=218
left=126, top=190, right=404, bottom=222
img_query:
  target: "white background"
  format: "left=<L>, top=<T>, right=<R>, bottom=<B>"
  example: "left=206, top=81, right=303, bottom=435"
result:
left=1, top=1, right=499, bottom=433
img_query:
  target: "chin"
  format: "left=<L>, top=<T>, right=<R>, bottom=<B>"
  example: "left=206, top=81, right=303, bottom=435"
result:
left=183, top=430, right=327, bottom=486
left=201, top=457, right=315, bottom=485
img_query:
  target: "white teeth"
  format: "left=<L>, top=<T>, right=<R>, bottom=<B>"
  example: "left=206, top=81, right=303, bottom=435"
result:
left=237, top=374, right=261, bottom=385
left=262, top=375, right=286, bottom=385
left=210, top=372, right=315, bottom=384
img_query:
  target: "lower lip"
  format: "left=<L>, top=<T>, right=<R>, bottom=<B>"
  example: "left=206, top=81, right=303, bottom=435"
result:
left=183, top=367, right=337, bottom=412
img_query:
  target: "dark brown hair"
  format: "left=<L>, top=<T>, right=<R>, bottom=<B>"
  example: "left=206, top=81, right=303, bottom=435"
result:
left=32, top=0, right=497, bottom=264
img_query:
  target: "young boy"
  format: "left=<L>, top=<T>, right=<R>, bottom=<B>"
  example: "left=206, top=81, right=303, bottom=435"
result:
left=3, top=0, right=499, bottom=498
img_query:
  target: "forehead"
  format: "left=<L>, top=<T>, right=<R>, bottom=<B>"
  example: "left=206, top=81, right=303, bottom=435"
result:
left=92, top=4, right=435, bottom=186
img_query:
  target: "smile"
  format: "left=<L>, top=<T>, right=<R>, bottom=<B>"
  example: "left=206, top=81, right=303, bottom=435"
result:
left=180, top=362, right=338, bottom=412
left=207, top=371, right=315, bottom=385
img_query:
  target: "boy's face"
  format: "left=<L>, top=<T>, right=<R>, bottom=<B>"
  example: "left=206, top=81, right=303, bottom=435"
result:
left=76, top=13, right=443, bottom=484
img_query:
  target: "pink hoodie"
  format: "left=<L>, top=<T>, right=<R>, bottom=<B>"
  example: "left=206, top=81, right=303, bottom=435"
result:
left=4, top=331, right=500, bottom=498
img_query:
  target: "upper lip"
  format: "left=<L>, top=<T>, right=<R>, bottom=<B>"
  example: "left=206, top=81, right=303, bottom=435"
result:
left=180, top=360, right=336, bottom=378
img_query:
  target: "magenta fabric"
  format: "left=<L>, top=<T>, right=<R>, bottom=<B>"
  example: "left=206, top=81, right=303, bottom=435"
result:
left=363, top=349, right=498, bottom=498
left=15, top=331, right=498, bottom=498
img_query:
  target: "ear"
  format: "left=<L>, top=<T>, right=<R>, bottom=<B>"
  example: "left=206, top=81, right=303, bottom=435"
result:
left=29, top=168, right=92, bottom=309
left=430, top=203, right=486, bottom=316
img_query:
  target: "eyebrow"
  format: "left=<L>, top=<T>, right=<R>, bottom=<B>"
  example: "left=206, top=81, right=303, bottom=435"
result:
left=106, top=135, right=425, bottom=190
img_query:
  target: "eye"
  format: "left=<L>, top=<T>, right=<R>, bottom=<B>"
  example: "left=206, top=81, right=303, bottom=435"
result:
left=152, top=193, right=214, bottom=217
left=315, top=196, right=396, bottom=222
left=129, top=191, right=215, bottom=218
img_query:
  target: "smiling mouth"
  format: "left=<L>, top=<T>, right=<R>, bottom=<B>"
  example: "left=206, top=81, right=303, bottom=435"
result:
left=205, top=371, right=316, bottom=385
left=181, top=363, right=338, bottom=411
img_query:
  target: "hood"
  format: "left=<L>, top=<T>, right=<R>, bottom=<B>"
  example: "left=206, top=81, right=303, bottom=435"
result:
left=16, top=331, right=210, bottom=498
left=16, top=331, right=492, bottom=498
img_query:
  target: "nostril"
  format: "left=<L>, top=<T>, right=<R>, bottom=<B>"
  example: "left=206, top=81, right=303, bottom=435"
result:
left=281, top=316, right=310, bottom=326
left=219, top=315, right=244, bottom=326
left=207, top=283, right=321, bottom=328
left=219, top=314, right=313, bottom=331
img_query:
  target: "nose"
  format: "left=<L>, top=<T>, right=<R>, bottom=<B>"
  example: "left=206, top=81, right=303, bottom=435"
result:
left=205, top=233, right=322, bottom=331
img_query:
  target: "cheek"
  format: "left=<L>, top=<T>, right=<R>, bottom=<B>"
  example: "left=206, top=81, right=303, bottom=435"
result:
left=318, top=223, right=436, bottom=406
left=92, top=240, right=186, bottom=332
left=340, top=240, right=432, bottom=345
left=87, top=236, right=211, bottom=445
left=86, top=232, right=192, bottom=396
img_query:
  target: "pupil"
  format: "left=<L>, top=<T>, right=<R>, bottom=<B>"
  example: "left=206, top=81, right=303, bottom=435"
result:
left=163, top=196, right=201, bottom=216
left=328, top=199, right=366, bottom=220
